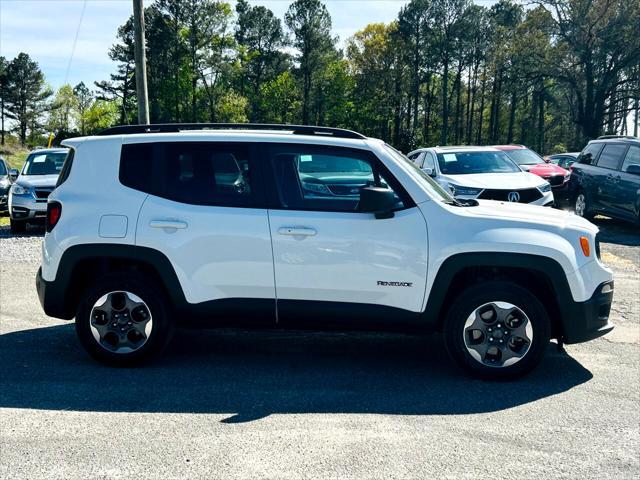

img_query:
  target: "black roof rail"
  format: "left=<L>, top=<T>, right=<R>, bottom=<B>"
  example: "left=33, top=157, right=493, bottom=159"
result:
left=596, top=134, right=639, bottom=140
left=96, top=123, right=367, bottom=140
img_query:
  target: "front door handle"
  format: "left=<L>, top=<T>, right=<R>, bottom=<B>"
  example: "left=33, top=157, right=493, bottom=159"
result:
left=278, top=226, right=317, bottom=236
left=150, top=220, right=188, bottom=229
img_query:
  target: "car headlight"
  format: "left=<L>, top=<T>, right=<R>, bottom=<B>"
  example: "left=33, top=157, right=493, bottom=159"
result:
left=538, top=182, right=552, bottom=193
left=0, top=178, right=10, bottom=189
left=564, top=173, right=571, bottom=182
left=449, top=184, right=483, bottom=197
left=11, top=184, right=30, bottom=195
left=302, top=181, right=332, bottom=195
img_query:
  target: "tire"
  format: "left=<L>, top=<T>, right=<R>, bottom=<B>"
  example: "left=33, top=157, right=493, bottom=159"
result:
left=10, top=219, right=26, bottom=234
left=75, top=272, right=174, bottom=366
left=574, top=190, right=594, bottom=221
left=443, top=281, right=551, bottom=380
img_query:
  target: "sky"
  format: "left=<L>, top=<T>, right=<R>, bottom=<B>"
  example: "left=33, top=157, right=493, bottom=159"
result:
left=0, top=0, right=430, bottom=90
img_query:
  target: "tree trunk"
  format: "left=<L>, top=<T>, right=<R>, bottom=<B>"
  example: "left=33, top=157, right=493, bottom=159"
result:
left=537, top=83, right=545, bottom=152
left=453, top=60, right=463, bottom=144
left=507, top=89, right=517, bottom=143
left=440, top=57, right=450, bottom=145
left=476, top=65, right=487, bottom=144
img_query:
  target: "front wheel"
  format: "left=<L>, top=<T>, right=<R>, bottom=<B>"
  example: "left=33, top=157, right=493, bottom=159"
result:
left=75, top=272, right=174, bottom=366
left=443, top=282, right=551, bottom=380
left=574, top=190, right=594, bottom=220
left=10, top=219, right=26, bottom=234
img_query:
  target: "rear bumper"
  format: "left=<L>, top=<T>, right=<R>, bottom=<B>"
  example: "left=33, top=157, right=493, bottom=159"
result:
left=36, top=267, right=74, bottom=320
left=561, top=280, right=614, bottom=344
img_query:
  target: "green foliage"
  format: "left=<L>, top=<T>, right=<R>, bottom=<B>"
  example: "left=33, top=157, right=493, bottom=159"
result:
left=3, top=0, right=639, bottom=153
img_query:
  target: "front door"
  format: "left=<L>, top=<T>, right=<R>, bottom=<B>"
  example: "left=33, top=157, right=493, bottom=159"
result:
left=262, top=143, right=429, bottom=326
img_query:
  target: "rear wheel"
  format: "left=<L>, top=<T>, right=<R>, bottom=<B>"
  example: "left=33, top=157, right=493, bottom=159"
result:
left=574, top=190, right=594, bottom=220
left=444, top=281, right=551, bottom=380
left=10, top=219, right=26, bottom=234
left=75, top=272, right=174, bottom=366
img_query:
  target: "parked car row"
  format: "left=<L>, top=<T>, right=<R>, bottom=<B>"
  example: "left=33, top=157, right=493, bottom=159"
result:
left=407, top=136, right=640, bottom=226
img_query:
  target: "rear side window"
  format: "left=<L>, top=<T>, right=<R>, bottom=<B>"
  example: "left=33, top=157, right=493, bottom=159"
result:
left=578, top=143, right=604, bottom=165
left=621, top=145, right=640, bottom=173
left=55, top=149, right=75, bottom=187
left=120, top=142, right=259, bottom=207
left=596, top=144, right=627, bottom=170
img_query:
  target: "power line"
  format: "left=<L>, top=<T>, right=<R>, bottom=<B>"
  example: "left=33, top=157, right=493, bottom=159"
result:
left=64, top=0, right=88, bottom=86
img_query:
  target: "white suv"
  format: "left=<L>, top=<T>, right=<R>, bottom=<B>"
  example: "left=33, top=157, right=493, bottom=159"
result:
left=36, top=124, right=614, bottom=379
left=407, top=146, right=555, bottom=206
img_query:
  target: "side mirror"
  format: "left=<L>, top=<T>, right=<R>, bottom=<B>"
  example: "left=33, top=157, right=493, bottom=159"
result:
left=421, top=167, right=434, bottom=176
left=8, top=169, right=18, bottom=181
left=359, top=187, right=396, bottom=219
left=626, top=164, right=640, bottom=176
left=543, top=156, right=551, bottom=163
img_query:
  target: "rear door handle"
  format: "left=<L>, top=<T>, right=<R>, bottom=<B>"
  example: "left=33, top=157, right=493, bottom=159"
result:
left=278, top=227, right=317, bottom=236
left=150, top=220, right=188, bottom=229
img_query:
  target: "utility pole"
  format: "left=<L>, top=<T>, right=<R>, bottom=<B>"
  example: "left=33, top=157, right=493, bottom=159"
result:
left=133, top=0, right=150, bottom=125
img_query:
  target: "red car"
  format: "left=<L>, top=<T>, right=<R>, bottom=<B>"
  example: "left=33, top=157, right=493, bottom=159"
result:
left=493, top=145, right=571, bottom=197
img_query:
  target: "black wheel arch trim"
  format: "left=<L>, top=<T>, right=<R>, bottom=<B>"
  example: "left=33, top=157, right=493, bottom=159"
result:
left=38, top=244, right=189, bottom=320
left=423, top=252, right=584, bottom=341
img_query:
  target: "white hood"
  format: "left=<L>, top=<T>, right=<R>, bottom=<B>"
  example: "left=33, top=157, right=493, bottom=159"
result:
left=16, top=174, right=59, bottom=188
left=440, top=171, right=546, bottom=190
left=466, top=199, right=597, bottom=231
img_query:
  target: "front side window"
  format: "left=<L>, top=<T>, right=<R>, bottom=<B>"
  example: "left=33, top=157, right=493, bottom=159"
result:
left=578, top=143, right=604, bottom=165
left=436, top=151, right=521, bottom=175
left=120, top=142, right=256, bottom=207
left=596, top=144, right=627, bottom=170
left=621, top=145, right=640, bottom=173
left=269, top=144, right=407, bottom=212
left=22, top=151, right=68, bottom=175
left=0, top=160, right=6, bottom=175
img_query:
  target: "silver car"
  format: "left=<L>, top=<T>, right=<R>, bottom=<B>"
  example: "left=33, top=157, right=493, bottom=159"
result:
left=0, top=156, right=11, bottom=212
left=8, top=148, right=69, bottom=233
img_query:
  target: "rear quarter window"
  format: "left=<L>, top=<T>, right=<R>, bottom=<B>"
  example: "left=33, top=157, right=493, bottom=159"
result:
left=55, top=149, right=75, bottom=187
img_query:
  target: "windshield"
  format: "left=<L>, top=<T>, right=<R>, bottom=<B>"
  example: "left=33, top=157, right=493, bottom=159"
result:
left=21, top=151, right=68, bottom=176
left=382, top=144, right=455, bottom=203
left=297, top=154, right=371, bottom=174
left=436, top=151, right=521, bottom=175
left=502, top=148, right=544, bottom=166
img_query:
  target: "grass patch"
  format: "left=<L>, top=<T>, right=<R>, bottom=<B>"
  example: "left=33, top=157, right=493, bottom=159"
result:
left=1, top=138, right=31, bottom=171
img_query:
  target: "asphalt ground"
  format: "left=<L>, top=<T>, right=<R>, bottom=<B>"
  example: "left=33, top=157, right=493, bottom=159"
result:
left=0, top=216, right=638, bottom=479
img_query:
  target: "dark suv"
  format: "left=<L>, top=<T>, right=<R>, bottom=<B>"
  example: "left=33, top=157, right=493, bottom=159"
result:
left=570, top=136, right=640, bottom=225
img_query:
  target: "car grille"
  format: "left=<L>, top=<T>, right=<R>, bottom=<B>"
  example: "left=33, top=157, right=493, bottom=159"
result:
left=34, top=187, right=54, bottom=200
left=478, top=188, right=542, bottom=203
left=327, top=184, right=364, bottom=196
left=546, top=175, right=564, bottom=186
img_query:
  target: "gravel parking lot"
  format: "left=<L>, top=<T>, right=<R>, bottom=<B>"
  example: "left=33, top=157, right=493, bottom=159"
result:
left=1, top=217, right=638, bottom=479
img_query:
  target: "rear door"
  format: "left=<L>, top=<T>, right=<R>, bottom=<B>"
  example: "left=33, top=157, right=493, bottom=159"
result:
left=617, top=145, right=640, bottom=219
left=594, top=143, right=628, bottom=212
left=262, top=143, right=429, bottom=328
left=128, top=141, right=276, bottom=323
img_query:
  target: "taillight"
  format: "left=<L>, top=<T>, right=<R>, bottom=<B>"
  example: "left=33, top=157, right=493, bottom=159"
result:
left=46, top=202, right=62, bottom=232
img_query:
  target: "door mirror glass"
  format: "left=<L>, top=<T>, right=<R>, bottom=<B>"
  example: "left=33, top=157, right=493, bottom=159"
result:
left=8, top=169, right=18, bottom=181
left=626, top=164, right=640, bottom=176
left=359, top=187, right=396, bottom=219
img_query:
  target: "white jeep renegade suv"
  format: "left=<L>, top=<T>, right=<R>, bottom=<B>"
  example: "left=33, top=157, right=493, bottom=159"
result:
left=36, top=124, right=614, bottom=379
